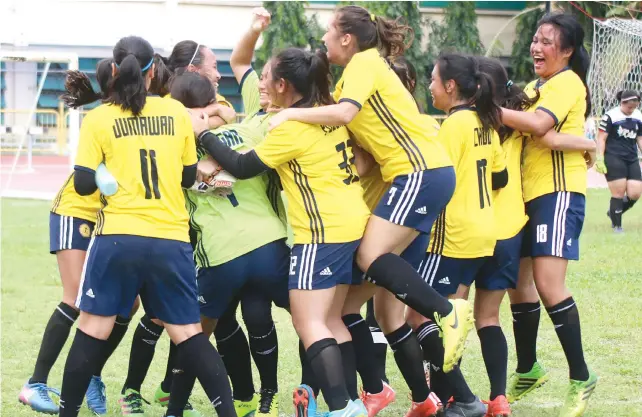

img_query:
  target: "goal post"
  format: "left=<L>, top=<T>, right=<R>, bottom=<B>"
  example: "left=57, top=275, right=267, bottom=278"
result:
left=0, top=51, right=80, bottom=177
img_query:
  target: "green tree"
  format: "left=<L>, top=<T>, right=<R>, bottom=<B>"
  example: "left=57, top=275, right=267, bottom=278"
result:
left=255, top=2, right=321, bottom=69
left=426, top=1, right=484, bottom=61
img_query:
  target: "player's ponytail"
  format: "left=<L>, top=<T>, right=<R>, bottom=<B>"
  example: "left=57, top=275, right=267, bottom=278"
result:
left=169, top=72, right=215, bottom=109
left=271, top=48, right=334, bottom=108
left=389, top=56, right=417, bottom=96
left=538, top=13, right=591, bottom=117
left=149, top=54, right=172, bottom=97
left=437, top=53, right=501, bottom=134
left=61, top=58, right=113, bottom=108
left=335, top=5, right=413, bottom=60
left=476, top=56, right=539, bottom=142
left=107, top=36, right=154, bottom=116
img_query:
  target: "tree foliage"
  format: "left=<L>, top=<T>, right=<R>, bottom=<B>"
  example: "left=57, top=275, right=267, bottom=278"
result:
left=426, top=1, right=484, bottom=61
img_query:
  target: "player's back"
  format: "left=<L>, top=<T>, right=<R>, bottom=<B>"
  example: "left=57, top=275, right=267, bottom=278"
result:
left=432, top=107, right=504, bottom=258
left=78, top=97, right=195, bottom=242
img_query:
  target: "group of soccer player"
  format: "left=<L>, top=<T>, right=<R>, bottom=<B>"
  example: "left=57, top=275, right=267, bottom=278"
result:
left=17, top=4, right=618, bottom=417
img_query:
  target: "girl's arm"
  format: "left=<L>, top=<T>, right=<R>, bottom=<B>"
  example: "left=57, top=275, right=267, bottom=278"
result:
left=352, top=142, right=376, bottom=177
left=230, top=7, right=270, bottom=83
left=538, top=130, right=596, bottom=152
left=269, top=101, right=359, bottom=131
left=596, top=129, right=607, bottom=157
left=501, top=108, right=556, bottom=137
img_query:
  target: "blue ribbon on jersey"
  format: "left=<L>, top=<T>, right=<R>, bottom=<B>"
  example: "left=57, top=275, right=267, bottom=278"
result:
left=114, top=57, right=154, bottom=72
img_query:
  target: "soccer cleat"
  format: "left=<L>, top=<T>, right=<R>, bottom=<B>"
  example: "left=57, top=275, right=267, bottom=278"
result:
left=317, top=400, right=368, bottom=417
left=483, top=395, right=511, bottom=417
left=119, top=389, right=149, bottom=415
left=18, top=381, right=60, bottom=414
left=154, top=384, right=171, bottom=407
left=442, top=397, right=487, bottom=417
left=257, top=389, right=278, bottom=417
left=506, top=362, right=549, bottom=403
left=613, top=226, right=624, bottom=234
left=558, top=371, right=598, bottom=417
left=404, top=392, right=442, bottom=417
left=234, top=393, right=258, bottom=417
left=360, top=381, right=396, bottom=417
left=434, top=299, right=474, bottom=373
left=86, top=375, right=107, bottom=415
left=293, top=384, right=317, bottom=417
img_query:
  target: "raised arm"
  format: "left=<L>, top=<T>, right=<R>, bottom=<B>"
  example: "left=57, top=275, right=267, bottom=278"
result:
left=231, top=7, right=271, bottom=84
left=501, top=108, right=556, bottom=137
left=269, top=102, right=359, bottom=131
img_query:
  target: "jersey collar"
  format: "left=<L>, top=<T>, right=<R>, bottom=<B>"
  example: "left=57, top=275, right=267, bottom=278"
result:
left=536, top=66, right=570, bottom=89
left=448, top=104, right=476, bottom=115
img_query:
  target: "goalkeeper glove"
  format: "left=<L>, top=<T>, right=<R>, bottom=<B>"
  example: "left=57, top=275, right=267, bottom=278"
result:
left=595, top=156, right=607, bottom=174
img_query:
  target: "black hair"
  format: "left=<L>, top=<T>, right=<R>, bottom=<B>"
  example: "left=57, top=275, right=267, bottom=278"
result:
left=617, top=89, right=641, bottom=103
left=476, top=56, right=539, bottom=142
left=436, top=53, right=501, bottom=134
left=335, top=5, right=413, bottom=60
left=106, top=36, right=155, bottom=116
left=389, top=56, right=417, bottom=95
left=61, top=58, right=113, bottom=108
left=537, top=13, right=591, bottom=117
left=149, top=53, right=172, bottom=97
left=271, top=48, right=334, bottom=108
left=170, top=72, right=215, bottom=109
left=168, top=40, right=206, bottom=74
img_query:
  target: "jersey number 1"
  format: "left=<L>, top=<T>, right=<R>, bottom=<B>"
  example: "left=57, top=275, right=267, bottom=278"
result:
left=476, top=158, right=491, bottom=209
left=140, top=149, right=161, bottom=199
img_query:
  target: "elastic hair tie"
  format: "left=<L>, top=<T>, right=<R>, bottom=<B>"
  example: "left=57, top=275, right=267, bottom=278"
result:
left=506, top=80, right=514, bottom=90
left=370, top=13, right=376, bottom=22
left=114, top=57, right=154, bottom=73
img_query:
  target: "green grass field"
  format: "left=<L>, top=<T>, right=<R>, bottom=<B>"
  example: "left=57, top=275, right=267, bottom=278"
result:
left=2, top=190, right=641, bottom=417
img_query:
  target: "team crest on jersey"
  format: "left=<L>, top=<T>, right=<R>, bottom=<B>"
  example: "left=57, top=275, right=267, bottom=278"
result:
left=79, top=223, right=91, bottom=238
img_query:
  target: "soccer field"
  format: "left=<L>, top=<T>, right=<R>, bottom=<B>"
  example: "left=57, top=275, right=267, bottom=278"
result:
left=2, top=190, right=641, bottom=417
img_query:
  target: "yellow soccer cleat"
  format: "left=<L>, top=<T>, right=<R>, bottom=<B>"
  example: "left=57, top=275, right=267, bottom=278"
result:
left=558, top=371, right=598, bottom=417
left=234, top=393, right=259, bottom=417
left=435, top=299, right=474, bottom=373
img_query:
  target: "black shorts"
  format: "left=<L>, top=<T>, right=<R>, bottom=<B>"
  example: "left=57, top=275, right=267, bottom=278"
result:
left=604, top=154, right=642, bottom=182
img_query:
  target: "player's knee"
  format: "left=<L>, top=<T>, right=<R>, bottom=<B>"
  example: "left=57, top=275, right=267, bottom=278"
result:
left=404, top=308, right=428, bottom=331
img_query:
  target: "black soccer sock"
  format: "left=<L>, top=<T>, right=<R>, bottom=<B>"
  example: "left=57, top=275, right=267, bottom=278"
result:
left=386, top=324, right=431, bottom=403
left=610, top=197, right=624, bottom=227
left=416, top=321, right=452, bottom=404
left=367, top=253, right=453, bottom=319
left=59, top=329, right=107, bottom=417
left=177, top=333, right=236, bottom=417
left=478, top=326, right=508, bottom=400
left=338, top=341, right=359, bottom=401
left=622, top=196, right=638, bottom=213
left=122, top=315, right=164, bottom=393
left=511, top=302, right=541, bottom=373
left=160, top=341, right=178, bottom=393
left=365, top=299, right=389, bottom=384
left=94, top=315, right=130, bottom=377
left=307, top=338, right=350, bottom=411
left=214, top=317, right=255, bottom=401
left=299, top=339, right=320, bottom=396
left=243, top=295, right=279, bottom=392
left=547, top=297, right=589, bottom=381
left=343, top=314, right=384, bottom=394
left=30, top=302, right=79, bottom=384
left=167, top=364, right=195, bottom=417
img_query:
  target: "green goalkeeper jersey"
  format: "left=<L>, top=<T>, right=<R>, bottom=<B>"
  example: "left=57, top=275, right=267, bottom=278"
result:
left=186, top=69, right=288, bottom=267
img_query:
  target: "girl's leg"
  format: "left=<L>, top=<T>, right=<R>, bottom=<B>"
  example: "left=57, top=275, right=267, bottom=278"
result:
left=607, top=178, right=627, bottom=228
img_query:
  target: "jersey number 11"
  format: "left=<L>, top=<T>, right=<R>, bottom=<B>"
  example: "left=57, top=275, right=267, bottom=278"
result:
left=140, top=149, right=161, bottom=199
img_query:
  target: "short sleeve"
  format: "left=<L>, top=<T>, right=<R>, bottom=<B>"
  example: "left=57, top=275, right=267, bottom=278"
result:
left=437, top=120, right=464, bottom=167
left=598, top=114, right=612, bottom=133
left=536, top=75, right=585, bottom=126
left=337, top=53, right=376, bottom=110
left=216, top=94, right=233, bottom=108
left=74, top=112, right=103, bottom=173
left=181, top=112, right=197, bottom=166
left=332, top=77, right=344, bottom=103
left=637, top=120, right=642, bottom=136
left=254, top=123, right=309, bottom=168
left=491, top=134, right=507, bottom=173
left=239, top=69, right=261, bottom=116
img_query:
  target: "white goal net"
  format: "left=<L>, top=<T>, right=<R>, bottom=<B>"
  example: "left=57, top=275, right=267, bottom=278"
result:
left=588, top=18, right=642, bottom=119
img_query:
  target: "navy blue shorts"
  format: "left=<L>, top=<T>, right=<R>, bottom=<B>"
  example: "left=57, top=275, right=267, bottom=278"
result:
left=289, top=240, right=360, bottom=290
left=76, top=235, right=200, bottom=325
left=373, top=167, right=455, bottom=234
left=49, top=213, right=95, bottom=254
left=418, top=253, right=488, bottom=296
left=198, top=239, right=290, bottom=319
left=522, top=192, right=585, bottom=260
left=476, top=229, right=524, bottom=291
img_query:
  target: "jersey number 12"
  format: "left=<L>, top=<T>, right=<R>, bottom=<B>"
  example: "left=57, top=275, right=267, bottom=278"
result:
left=140, top=149, right=161, bottom=199
left=476, top=158, right=491, bottom=209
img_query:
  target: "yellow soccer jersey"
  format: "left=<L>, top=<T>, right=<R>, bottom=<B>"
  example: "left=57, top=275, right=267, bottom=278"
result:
left=216, top=94, right=233, bottom=109
left=523, top=69, right=587, bottom=202
left=430, top=107, right=505, bottom=258
left=493, top=132, right=528, bottom=240
left=254, top=120, right=370, bottom=244
left=74, top=96, right=197, bottom=242
left=51, top=173, right=101, bottom=223
left=334, top=48, right=451, bottom=183
left=360, top=114, right=442, bottom=211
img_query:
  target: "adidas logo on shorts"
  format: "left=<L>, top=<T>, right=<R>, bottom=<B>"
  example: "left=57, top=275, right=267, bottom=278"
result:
left=198, top=295, right=206, bottom=304
left=438, top=277, right=450, bottom=285
left=320, top=267, right=333, bottom=276
left=86, top=288, right=95, bottom=298
left=415, top=206, right=428, bottom=214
